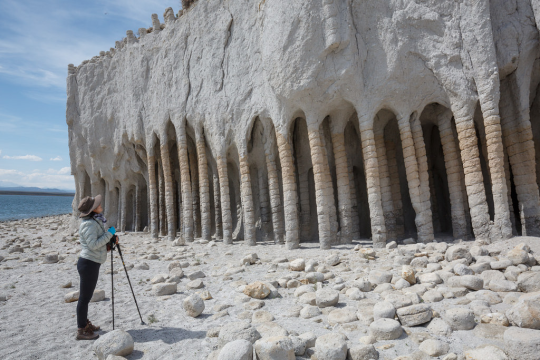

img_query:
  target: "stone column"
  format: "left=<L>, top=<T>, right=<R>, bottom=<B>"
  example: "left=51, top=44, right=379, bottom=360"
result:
left=331, top=130, right=352, bottom=243
left=374, top=128, right=396, bottom=241
left=397, top=114, right=434, bottom=243
left=359, top=125, right=386, bottom=247
left=347, top=160, right=361, bottom=239
left=500, top=80, right=540, bottom=236
left=217, top=156, right=233, bottom=244
left=320, top=127, right=339, bottom=240
left=453, top=113, right=491, bottom=240
left=176, top=121, right=193, bottom=243
left=119, top=186, right=127, bottom=232
left=104, top=180, right=111, bottom=223
left=146, top=152, right=159, bottom=238
left=158, top=160, right=167, bottom=236
left=265, top=137, right=284, bottom=244
left=276, top=132, right=299, bottom=249
left=386, top=141, right=405, bottom=237
left=135, top=183, right=141, bottom=232
left=213, top=174, right=223, bottom=239
left=188, top=147, right=200, bottom=239
left=160, top=134, right=176, bottom=240
left=258, top=169, right=272, bottom=240
left=239, top=150, right=256, bottom=246
left=308, top=124, right=335, bottom=249
left=483, top=113, right=513, bottom=239
left=196, top=132, right=211, bottom=241
left=438, top=111, right=468, bottom=238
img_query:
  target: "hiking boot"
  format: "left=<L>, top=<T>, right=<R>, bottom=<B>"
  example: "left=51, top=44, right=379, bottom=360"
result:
left=76, top=324, right=99, bottom=340
left=87, top=319, right=100, bottom=332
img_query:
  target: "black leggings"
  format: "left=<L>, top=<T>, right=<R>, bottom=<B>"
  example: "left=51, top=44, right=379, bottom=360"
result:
left=76, top=257, right=101, bottom=328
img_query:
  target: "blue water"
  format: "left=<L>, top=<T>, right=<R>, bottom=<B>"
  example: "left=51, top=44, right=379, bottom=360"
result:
left=0, top=195, right=74, bottom=221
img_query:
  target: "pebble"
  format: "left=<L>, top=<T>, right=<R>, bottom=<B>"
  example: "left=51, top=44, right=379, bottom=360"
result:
left=369, top=318, right=403, bottom=340
left=93, top=329, right=134, bottom=360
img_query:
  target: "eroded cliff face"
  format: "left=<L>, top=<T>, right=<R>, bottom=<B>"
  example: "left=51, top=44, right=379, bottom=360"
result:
left=67, top=0, right=540, bottom=248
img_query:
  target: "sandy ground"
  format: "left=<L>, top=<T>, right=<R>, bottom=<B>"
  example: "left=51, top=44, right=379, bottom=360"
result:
left=0, top=214, right=534, bottom=359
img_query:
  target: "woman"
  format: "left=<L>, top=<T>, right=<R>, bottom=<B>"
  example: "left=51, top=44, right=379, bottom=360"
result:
left=76, top=195, right=118, bottom=340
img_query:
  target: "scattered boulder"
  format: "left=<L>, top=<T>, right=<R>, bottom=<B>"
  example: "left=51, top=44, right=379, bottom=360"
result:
left=135, top=262, right=149, bottom=270
left=396, top=304, right=432, bottom=326
left=218, top=321, right=261, bottom=348
left=504, top=327, right=540, bottom=360
left=184, top=294, right=205, bottom=317
left=187, top=270, right=206, bottom=280
left=315, top=288, right=339, bottom=308
left=300, top=305, right=321, bottom=319
left=218, top=339, right=253, bottom=360
left=506, top=291, right=540, bottom=329
left=445, top=245, right=472, bottom=263
left=91, top=289, right=105, bottom=302
left=254, top=336, right=295, bottom=360
left=517, top=272, right=540, bottom=293
left=243, top=282, right=271, bottom=299
left=187, top=279, right=204, bottom=289
left=252, top=310, right=274, bottom=324
left=93, top=329, right=134, bottom=360
left=373, top=301, right=395, bottom=320
left=369, top=318, right=403, bottom=340
left=315, top=333, right=348, bottom=360
left=402, top=265, right=416, bottom=285
left=347, top=345, right=379, bottom=360
left=43, top=254, right=58, bottom=264
left=507, top=248, right=529, bottom=265
left=368, top=270, right=392, bottom=285
left=64, top=291, right=80, bottom=303
left=326, top=254, right=340, bottom=266
left=443, top=308, right=475, bottom=330
left=289, top=259, right=305, bottom=271
left=153, top=283, right=177, bottom=296
left=419, top=339, right=449, bottom=357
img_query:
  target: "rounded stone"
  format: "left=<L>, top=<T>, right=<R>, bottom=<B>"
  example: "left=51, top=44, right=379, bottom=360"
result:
left=443, top=308, right=475, bottom=330
left=254, top=336, right=295, bottom=360
left=419, top=339, right=449, bottom=357
left=396, top=304, right=432, bottom=326
left=153, top=282, right=177, bottom=296
left=445, top=245, right=472, bottom=263
left=504, top=327, right=540, bottom=360
left=218, top=339, right=253, bottom=360
left=373, top=301, right=395, bottom=320
left=90, top=289, right=106, bottom=302
left=93, top=329, right=134, bottom=360
left=368, top=270, right=392, bottom=285
left=289, top=259, right=305, bottom=271
left=305, top=272, right=324, bottom=283
left=327, top=307, right=358, bottom=325
left=243, top=282, right=271, bottom=299
left=454, top=263, right=474, bottom=276
left=218, top=321, right=261, bottom=348
left=345, top=287, right=365, bottom=300
left=183, top=293, right=205, bottom=317
left=369, top=318, right=403, bottom=340
left=315, top=288, right=339, bottom=308
left=314, top=333, right=348, bottom=360
left=422, top=289, right=443, bottom=303
left=348, top=345, right=379, bottom=360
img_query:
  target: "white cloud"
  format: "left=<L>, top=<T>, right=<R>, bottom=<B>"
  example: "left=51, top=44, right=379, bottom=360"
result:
left=3, top=155, right=43, bottom=161
left=58, top=167, right=71, bottom=175
left=0, top=167, right=75, bottom=190
left=50, top=156, right=63, bottom=161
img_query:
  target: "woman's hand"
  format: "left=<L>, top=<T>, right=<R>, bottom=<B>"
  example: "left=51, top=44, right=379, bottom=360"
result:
left=108, top=226, right=116, bottom=235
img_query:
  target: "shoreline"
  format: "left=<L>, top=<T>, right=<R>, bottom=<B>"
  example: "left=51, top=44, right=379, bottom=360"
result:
left=0, top=212, right=72, bottom=224
left=0, top=191, right=75, bottom=197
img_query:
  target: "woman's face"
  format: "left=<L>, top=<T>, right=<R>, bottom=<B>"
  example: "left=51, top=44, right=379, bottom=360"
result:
left=94, top=204, right=103, bottom=214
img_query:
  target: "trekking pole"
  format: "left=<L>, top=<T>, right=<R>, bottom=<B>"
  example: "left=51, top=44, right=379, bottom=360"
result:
left=116, top=243, right=145, bottom=325
left=111, top=244, right=115, bottom=330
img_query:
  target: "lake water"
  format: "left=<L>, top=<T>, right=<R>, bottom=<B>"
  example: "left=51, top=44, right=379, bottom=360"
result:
left=0, top=195, right=74, bottom=222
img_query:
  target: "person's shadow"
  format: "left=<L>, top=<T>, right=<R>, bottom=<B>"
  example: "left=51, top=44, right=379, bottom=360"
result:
left=125, top=327, right=207, bottom=359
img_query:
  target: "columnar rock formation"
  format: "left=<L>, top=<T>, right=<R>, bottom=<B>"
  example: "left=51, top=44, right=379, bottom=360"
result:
left=68, top=1, right=540, bottom=249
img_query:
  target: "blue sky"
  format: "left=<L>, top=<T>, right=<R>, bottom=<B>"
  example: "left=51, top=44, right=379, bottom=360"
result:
left=0, top=0, right=179, bottom=191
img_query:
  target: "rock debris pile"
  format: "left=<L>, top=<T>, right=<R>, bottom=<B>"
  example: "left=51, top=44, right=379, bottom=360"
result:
left=2, top=215, right=540, bottom=359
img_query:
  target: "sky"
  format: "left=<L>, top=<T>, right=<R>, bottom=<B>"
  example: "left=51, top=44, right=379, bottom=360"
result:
left=0, top=0, right=179, bottom=191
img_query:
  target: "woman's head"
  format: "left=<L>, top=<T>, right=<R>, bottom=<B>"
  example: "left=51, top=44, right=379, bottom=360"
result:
left=78, top=195, right=103, bottom=218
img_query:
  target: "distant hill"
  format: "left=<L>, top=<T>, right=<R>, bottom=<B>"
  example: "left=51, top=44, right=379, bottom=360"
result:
left=0, top=185, right=75, bottom=196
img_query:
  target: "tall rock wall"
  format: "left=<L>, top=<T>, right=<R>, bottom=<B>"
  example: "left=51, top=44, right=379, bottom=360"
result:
left=67, top=0, right=540, bottom=248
